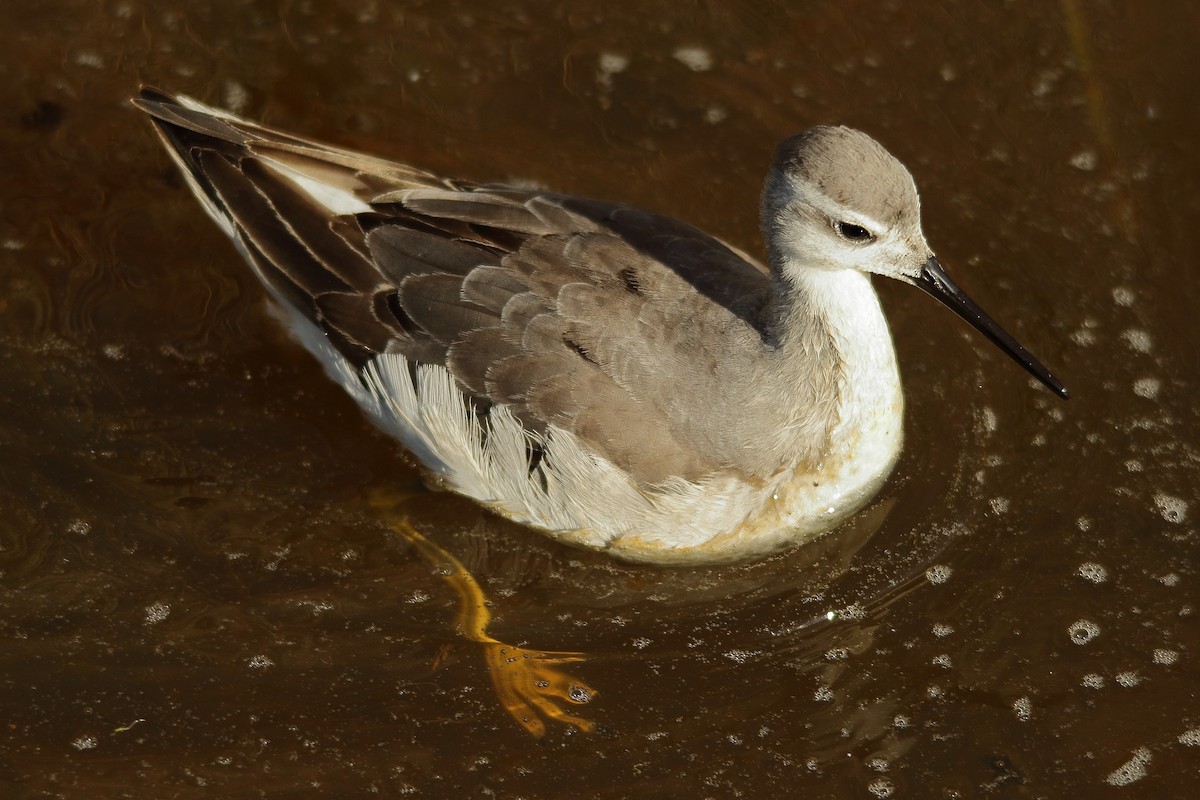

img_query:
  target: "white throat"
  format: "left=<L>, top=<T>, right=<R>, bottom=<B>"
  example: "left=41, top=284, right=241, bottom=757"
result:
left=780, top=267, right=905, bottom=528
left=801, top=269, right=903, bottom=444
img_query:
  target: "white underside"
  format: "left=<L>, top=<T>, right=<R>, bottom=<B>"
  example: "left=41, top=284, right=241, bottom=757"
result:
left=276, top=271, right=903, bottom=565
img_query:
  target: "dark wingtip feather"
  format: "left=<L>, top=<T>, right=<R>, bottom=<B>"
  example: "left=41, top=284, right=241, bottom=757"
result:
left=131, top=85, right=176, bottom=111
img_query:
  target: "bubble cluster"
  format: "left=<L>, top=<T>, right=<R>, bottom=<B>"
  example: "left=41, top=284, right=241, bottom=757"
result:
left=1153, top=493, right=1188, bottom=524
left=925, top=565, right=952, bottom=585
left=1115, top=671, right=1142, bottom=687
left=1105, top=746, right=1151, bottom=786
left=596, top=52, right=629, bottom=93
left=1012, top=696, right=1032, bottom=721
left=1081, top=673, right=1105, bottom=689
left=1153, top=649, right=1179, bottom=666
left=246, top=654, right=275, bottom=670
left=1069, top=150, right=1098, bottom=171
left=1077, top=562, right=1108, bottom=583
left=598, top=52, right=629, bottom=77
left=1071, top=320, right=1098, bottom=346
left=1120, top=328, right=1154, bottom=353
left=1068, top=619, right=1100, bottom=645
left=143, top=602, right=171, bottom=625
left=673, top=46, right=713, bottom=72
left=1132, top=377, right=1161, bottom=399
left=1112, top=286, right=1136, bottom=306
left=867, top=777, right=895, bottom=798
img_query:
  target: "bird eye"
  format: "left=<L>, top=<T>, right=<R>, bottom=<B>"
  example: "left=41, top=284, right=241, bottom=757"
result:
left=835, top=221, right=873, bottom=242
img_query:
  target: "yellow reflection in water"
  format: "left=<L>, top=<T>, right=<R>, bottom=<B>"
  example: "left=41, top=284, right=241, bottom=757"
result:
left=380, top=510, right=597, bottom=737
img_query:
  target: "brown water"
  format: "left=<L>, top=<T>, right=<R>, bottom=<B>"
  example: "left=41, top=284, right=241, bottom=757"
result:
left=2, top=1, right=1197, bottom=796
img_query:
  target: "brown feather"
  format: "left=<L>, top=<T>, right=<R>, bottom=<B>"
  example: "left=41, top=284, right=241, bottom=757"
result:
left=136, top=89, right=817, bottom=486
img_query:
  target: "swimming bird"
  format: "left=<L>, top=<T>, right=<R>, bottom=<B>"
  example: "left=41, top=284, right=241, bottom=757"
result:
left=134, top=88, right=1067, bottom=565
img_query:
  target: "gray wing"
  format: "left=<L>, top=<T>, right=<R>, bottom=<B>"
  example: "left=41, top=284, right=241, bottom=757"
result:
left=135, top=88, right=775, bottom=485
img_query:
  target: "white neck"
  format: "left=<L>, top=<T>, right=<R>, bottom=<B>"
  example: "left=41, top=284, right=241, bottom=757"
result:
left=797, top=269, right=902, bottom=444
left=781, top=267, right=905, bottom=525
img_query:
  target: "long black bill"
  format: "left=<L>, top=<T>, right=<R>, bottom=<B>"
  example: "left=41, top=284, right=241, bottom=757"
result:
left=914, top=256, right=1068, bottom=399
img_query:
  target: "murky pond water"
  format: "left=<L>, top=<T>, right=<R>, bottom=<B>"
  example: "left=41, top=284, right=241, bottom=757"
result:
left=2, top=1, right=1197, bottom=796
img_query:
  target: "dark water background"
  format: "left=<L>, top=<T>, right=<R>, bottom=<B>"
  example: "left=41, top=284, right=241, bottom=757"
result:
left=2, top=1, right=1197, bottom=796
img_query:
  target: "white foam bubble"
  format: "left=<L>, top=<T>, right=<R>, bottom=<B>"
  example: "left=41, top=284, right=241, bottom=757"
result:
left=1105, top=746, right=1151, bottom=786
left=1069, top=619, right=1100, bottom=645
left=839, top=603, right=867, bottom=620
left=1152, top=649, right=1179, bottom=666
left=1070, top=320, right=1099, bottom=346
left=1115, top=671, right=1141, bottom=687
left=598, top=52, right=629, bottom=75
left=1077, top=562, right=1108, bottom=583
left=74, top=50, right=104, bottom=68
left=673, top=46, right=713, bottom=72
left=1153, top=493, right=1188, bottom=524
left=925, top=565, right=953, bottom=585
left=1012, top=696, right=1032, bottom=721
left=1179, top=727, right=1200, bottom=746
left=867, top=777, right=895, bottom=798
left=1132, top=377, right=1161, bottom=398
left=1112, top=286, right=1136, bottom=306
left=222, top=80, right=250, bottom=114
left=1081, top=673, right=1105, bottom=689
left=1070, top=151, right=1098, bottom=171
left=1120, top=328, right=1154, bottom=353
left=597, top=52, right=629, bottom=91
left=143, top=602, right=171, bottom=625
left=723, top=649, right=760, bottom=664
